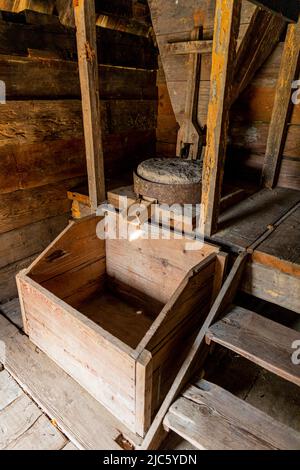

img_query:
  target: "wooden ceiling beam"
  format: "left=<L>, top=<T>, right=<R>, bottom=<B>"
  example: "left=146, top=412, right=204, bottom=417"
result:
left=248, top=0, right=300, bottom=23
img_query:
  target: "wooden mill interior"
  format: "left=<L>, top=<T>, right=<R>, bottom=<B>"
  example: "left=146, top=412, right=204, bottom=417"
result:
left=0, top=0, right=299, bottom=451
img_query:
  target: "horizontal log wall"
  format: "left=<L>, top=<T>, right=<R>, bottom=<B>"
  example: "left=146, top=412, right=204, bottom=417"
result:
left=0, top=4, right=157, bottom=303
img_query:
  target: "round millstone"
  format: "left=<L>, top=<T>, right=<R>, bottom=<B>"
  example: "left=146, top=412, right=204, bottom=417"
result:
left=137, top=158, right=202, bottom=185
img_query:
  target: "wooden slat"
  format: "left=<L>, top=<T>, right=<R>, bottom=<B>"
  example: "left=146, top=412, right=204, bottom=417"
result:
left=74, top=0, right=105, bottom=211
left=164, top=380, right=300, bottom=450
left=0, top=177, right=82, bottom=234
left=140, top=252, right=248, bottom=450
left=262, top=18, right=300, bottom=188
left=0, top=394, right=42, bottom=450
left=0, top=314, right=141, bottom=450
left=206, top=306, right=300, bottom=385
left=201, top=0, right=242, bottom=236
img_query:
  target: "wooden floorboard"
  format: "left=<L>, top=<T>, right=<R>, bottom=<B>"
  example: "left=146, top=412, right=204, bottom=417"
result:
left=0, top=313, right=141, bottom=450
left=0, top=367, right=69, bottom=450
left=206, top=306, right=300, bottom=386
left=212, top=187, right=300, bottom=250
left=164, top=379, right=300, bottom=450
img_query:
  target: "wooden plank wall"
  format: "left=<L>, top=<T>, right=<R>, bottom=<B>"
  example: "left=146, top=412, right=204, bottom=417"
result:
left=153, top=0, right=300, bottom=191
left=0, top=3, right=158, bottom=303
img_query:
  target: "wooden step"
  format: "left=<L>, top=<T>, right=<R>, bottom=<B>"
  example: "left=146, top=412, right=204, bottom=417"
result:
left=206, top=306, right=300, bottom=386
left=163, top=380, right=300, bottom=450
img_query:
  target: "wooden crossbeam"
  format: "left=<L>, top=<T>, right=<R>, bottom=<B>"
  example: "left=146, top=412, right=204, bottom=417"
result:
left=164, top=40, right=213, bottom=55
left=262, top=18, right=300, bottom=188
left=232, top=7, right=286, bottom=103
left=74, top=0, right=106, bottom=212
left=201, top=0, right=242, bottom=237
left=248, top=0, right=300, bottom=23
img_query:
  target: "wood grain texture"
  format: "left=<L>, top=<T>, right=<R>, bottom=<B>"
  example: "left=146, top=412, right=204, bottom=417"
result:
left=262, top=18, right=300, bottom=188
left=241, top=261, right=300, bottom=313
left=74, top=0, right=105, bottom=210
left=140, top=252, right=248, bottom=450
left=0, top=314, right=141, bottom=450
left=207, top=306, right=300, bottom=385
left=201, top=0, right=242, bottom=236
left=164, top=379, right=300, bottom=450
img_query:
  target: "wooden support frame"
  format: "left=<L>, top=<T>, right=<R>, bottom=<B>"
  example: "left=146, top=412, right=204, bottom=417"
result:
left=262, top=17, right=300, bottom=188
left=201, top=0, right=242, bottom=237
left=140, top=252, right=249, bottom=450
left=248, top=0, right=300, bottom=23
left=74, top=0, right=106, bottom=212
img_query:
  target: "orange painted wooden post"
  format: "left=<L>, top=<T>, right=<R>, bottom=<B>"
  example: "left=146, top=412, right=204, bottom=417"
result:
left=74, top=0, right=106, bottom=212
left=201, top=0, right=242, bottom=236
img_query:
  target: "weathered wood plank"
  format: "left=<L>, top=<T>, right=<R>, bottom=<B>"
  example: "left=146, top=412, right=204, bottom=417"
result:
left=0, top=394, right=42, bottom=450
left=140, top=252, right=248, bottom=450
left=201, top=0, right=242, bottom=236
left=0, top=54, right=157, bottom=100
left=0, top=369, right=23, bottom=411
left=213, top=188, right=300, bottom=251
left=206, top=306, right=300, bottom=385
left=262, top=18, right=300, bottom=188
left=0, top=214, right=69, bottom=270
left=74, top=0, right=105, bottom=211
left=241, top=261, right=300, bottom=313
left=5, top=414, right=67, bottom=450
left=0, top=314, right=141, bottom=450
left=164, top=379, right=300, bottom=450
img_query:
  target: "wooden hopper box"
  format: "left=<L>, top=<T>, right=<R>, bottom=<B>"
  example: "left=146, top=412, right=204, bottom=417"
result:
left=16, top=215, right=225, bottom=437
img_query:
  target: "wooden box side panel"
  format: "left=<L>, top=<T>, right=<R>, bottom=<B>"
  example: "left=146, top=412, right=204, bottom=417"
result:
left=106, top=237, right=219, bottom=305
left=142, top=253, right=218, bottom=417
left=28, top=216, right=105, bottom=282
left=17, top=274, right=137, bottom=432
left=27, top=216, right=106, bottom=307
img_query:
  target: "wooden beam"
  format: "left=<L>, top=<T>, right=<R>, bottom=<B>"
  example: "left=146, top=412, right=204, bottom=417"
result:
left=201, top=0, right=242, bottom=237
left=140, top=252, right=249, bottom=450
left=262, top=18, right=300, bottom=188
left=232, top=7, right=286, bottom=103
left=164, top=40, right=213, bottom=55
left=74, top=0, right=106, bottom=211
left=248, top=0, right=300, bottom=23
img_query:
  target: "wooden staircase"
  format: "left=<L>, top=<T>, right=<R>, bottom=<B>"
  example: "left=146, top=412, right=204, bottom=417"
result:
left=163, top=305, right=300, bottom=450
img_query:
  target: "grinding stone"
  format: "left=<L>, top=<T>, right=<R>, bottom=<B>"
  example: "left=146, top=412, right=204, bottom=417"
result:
left=137, top=158, right=202, bottom=185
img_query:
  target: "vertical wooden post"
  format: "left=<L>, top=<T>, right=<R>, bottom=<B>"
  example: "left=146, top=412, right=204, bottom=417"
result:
left=261, top=18, right=300, bottom=189
left=74, top=0, right=106, bottom=212
left=201, top=0, right=241, bottom=237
